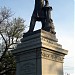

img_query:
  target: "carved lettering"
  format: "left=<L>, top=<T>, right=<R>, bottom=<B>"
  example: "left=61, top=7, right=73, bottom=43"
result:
left=42, top=52, right=64, bottom=62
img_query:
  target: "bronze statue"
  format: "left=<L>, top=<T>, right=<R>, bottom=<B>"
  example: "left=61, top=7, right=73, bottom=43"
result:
left=28, top=0, right=56, bottom=34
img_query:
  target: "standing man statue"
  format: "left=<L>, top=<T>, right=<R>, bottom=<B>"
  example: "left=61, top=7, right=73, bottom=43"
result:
left=28, top=0, right=49, bottom=32
left=28, top=0, right=56, bottom=34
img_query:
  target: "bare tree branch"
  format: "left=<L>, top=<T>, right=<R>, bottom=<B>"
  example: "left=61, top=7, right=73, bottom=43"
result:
left=0, top=7, right=25, bottom=75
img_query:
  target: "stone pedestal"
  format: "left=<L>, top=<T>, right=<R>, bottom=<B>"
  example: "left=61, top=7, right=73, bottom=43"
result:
left=12, top=29, right=68, bottom=75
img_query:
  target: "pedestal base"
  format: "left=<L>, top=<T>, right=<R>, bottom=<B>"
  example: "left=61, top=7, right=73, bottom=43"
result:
left=12, top=29, right=68, bottom=75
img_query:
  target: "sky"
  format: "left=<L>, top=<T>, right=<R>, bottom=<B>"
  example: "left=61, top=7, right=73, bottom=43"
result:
left=0, top=0, right=74, bottom=75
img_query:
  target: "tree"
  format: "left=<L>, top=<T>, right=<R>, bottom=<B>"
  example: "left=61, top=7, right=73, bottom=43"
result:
left=0, top=7, right=26, bottom=75
left=0, top=51, right=16, bottom=75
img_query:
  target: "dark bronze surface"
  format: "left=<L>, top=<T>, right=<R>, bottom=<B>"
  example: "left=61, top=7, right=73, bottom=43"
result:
left=28, top=0, right=56, bottom=34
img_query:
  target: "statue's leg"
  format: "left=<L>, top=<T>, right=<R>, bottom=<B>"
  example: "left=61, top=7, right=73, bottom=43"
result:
left=41, top=19, right=46, bottom=30
left=28, top=11, right=36, bottom=32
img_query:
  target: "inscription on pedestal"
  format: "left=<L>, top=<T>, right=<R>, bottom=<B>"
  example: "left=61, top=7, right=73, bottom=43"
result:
left=42, top=51, right=64, bottom=62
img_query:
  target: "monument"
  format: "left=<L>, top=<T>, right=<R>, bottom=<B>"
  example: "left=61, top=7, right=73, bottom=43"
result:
left=12, top=0, right=68, bottom=75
